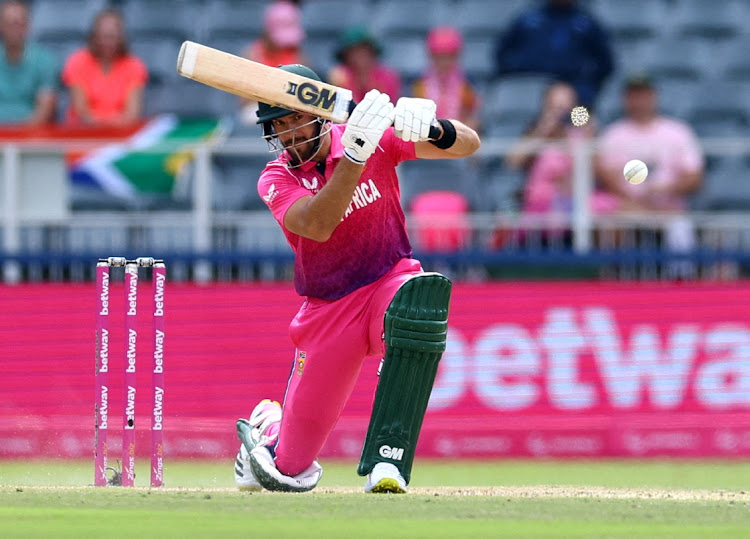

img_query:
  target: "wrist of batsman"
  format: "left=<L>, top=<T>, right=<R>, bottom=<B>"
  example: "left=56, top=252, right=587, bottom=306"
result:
left=429, top=119, right=457, bottom=149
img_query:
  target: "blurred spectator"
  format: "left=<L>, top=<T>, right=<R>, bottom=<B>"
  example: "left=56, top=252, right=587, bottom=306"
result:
left=0, top=0, right=57, bottom=125
left=240, top=0, right=306, bottom=125
left=506, top=81, right=597, bottom=214
left=494, top=0, right=613, bottom=108
left=328, top=26, right=400, bottom=102
left=62, top=9, right=147, bottom=126
left=595, top=75, right=704, bottom=213
left=412, top=26, right=480, bottom=132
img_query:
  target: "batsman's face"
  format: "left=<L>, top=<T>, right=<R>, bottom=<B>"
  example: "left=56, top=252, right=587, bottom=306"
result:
left=272, top=112, right=321, bottom=161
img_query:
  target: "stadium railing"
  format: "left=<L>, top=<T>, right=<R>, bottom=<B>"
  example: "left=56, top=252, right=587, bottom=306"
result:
left=1, top=136, right=749, bottom=283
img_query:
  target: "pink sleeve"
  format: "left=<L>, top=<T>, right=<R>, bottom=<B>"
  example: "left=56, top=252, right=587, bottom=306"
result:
left=379, top=127, right=417, bottom=166
left=257, top=165, right=311, bottom=226
left=677, top=125, right=704, bottom=173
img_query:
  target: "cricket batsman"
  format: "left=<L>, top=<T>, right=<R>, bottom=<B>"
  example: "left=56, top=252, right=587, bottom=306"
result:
left=234, top=64, right=481, bottom=493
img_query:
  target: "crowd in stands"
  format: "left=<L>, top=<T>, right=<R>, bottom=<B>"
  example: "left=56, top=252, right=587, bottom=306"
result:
left=0, top=0, right=743, bottom=222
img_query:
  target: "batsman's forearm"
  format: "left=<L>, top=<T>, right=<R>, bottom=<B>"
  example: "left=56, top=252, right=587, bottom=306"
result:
left=439, top=119, right=481, bottom=157
left=295, top=159, right=364, bottom=241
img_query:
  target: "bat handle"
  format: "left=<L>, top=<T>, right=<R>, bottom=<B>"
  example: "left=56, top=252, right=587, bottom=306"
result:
left=348, top=100, right=443, bottom=141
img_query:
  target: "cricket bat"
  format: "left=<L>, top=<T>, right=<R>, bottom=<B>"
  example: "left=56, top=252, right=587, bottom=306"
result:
left=177, top=41, right=353, bottom=122
left=176, top=41, right=440, bottom=138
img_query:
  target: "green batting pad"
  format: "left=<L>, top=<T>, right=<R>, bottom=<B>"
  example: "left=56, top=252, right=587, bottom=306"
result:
left=358, top=273, right=451, bottom=484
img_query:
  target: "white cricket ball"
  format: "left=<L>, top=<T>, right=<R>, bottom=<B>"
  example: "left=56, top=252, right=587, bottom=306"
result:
left=570, top=106, right=590, bottom=127
left=623, top=159, right=648, bottom=185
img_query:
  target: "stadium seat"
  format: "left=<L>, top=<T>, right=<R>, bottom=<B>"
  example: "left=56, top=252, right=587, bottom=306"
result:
left=644, top=37, right=713, bottom=82
left=689, top=81, right=750, bottom=128
left=301, top=0, right=368, bottom=38
left=380, top=35, right=427, bottom=82
left=719, top=35, right=750, bottom=81
left=611, top=36, right=660, bottom=80
left=145, top=81, right=235, bottom=118
left=462, top=36, right=495, bottom=84
left=303, top=37, right=338, bottom=78
left=212, top=153, right=271, bottom=211
left=590, top=0, right=668, bottom=39
left=37, top=36, right=82, bottom=67
left=370, top=0, right=453, bottom=36
left=130, top=38, right=183, bottom=86
left=453, top=0, right=526, bottom=37
left=30, top=0, right=106, bottom=41
left=693, top=156, right=750, bottom=211
left=485, top=76, right=552, bottom=126
left=398, top=159, right=481, bottom=211
left=123, top=0, right=196, bottom=41
left=203, top=0, right=267, bottom=42
left=476, top=159, right=525, bottom=213
left=671, top=0, right=744, bottom=39
left=655, top=79, right=699, bottom=120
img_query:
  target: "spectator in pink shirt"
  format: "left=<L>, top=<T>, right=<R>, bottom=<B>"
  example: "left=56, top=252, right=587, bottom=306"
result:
left=596, top=74, right=704, bottom=213
left=328, top=26, right=400, bottom=103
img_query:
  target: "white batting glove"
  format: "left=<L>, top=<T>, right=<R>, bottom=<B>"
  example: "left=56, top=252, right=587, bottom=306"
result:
left=393, top=97, right=437, bottom=143
left=343, top=89, right=395, bottom=165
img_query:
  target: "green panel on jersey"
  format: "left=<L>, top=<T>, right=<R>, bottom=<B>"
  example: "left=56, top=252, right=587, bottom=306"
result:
left=357, top=273, right=451, bottom=484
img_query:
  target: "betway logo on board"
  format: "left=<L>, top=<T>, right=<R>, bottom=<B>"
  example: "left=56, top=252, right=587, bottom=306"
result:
left=429, top=306, right=750, bottom=412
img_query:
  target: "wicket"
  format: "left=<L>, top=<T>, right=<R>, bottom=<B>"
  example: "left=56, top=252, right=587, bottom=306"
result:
left=95, top=256, right=165, bottom=487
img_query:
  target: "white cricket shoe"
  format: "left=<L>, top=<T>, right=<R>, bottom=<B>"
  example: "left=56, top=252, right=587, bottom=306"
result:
left=364, top=463, right=407, bottom=493
left=234, top=399, right=282, bottom=491
left=234, top=443, right=261, bottom=491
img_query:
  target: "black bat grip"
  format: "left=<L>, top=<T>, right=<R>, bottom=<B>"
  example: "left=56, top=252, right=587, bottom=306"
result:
left=347, top=100, right=442, bottom=141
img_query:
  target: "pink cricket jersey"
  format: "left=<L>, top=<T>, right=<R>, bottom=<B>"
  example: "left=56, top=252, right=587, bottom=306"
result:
left=258, top=124, right=418, bottom=300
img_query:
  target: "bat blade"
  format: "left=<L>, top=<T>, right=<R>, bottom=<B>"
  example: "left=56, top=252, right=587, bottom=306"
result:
left=177, top=41, right=353, bottom=123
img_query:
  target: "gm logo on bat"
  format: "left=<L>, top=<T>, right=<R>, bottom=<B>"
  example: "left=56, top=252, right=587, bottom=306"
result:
left=286, top=81, right=337, bottom=112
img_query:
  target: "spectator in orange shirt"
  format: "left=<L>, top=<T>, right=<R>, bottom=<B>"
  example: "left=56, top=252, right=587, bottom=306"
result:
left=240, top=0, right=307, bottom=125
left=328, top=26, right=400, bottom=103
left=412, top=26, right=480, bottom=132
left=62, top=9, right=147, bottom=126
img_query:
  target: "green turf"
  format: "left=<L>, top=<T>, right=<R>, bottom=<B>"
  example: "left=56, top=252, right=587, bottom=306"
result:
left=1, top=460, right=749, bottom=538
left=2, top=458, right=750, bottom=490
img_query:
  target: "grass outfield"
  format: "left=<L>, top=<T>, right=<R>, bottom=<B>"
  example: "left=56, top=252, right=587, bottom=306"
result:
left=1, top=459, right=749, bottom=538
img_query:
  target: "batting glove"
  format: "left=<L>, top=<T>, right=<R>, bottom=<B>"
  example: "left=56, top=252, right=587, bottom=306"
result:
left=393, top=97, right=437, bottom=143
left=343, top=89, right=395, bottom=165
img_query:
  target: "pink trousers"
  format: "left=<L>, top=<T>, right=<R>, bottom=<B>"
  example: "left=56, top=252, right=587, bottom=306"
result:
left=274, top=258, right=423, bottom=476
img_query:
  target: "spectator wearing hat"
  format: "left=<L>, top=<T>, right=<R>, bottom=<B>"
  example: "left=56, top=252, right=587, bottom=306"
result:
left=61, top=9, right=147, bottom=126
left=240, top=0, right=307, bottom=124
left=0, top=0, right=57, bottom=125
left=494, top=0, right=613, bottom=108
left=412, top=26, right=480, bottom=132
left=328, top=26, right=400, bottom=103
left=595, top=74, right=704, bottom=213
